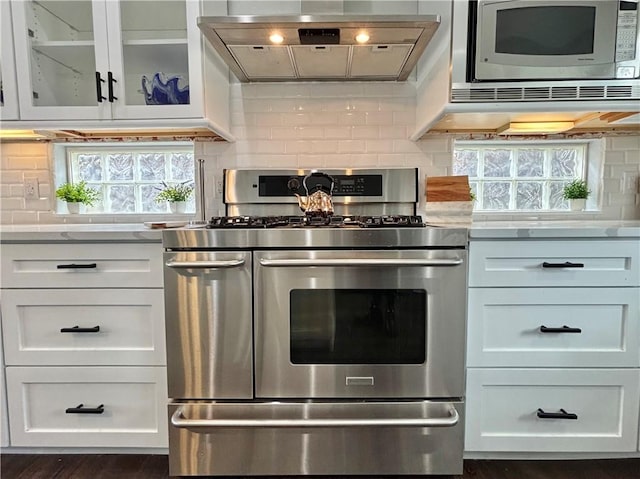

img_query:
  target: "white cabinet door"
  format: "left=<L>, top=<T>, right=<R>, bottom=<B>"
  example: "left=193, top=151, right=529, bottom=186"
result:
left=11, top=0, right=112, bottom=120
left=104, top=0, right=204, bottom=120
left=1, top=1, right=20, bottom=120
left=465, top=368, right=640, bottom=453
left=6, top=366, right=168, bottom=447
left=11, top=0, right=204, bottom=121
left=469, top=240, right=640, bottom=287
left=1, top=289, right=166, bottom=366
left=1, top=243, right=163, bottom=288
left=0, top=316, right=9, bottom=447
left=467, top=287, right=640, bottom=367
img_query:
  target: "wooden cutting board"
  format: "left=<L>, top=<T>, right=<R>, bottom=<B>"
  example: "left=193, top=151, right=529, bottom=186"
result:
left=425, top=175, right=471, bottom=202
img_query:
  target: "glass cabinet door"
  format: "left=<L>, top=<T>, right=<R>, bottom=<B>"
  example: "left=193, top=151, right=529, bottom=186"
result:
left=105, top=0, right=203, bottom=119
left=1, top=1, right=20, bottom=120
left=11, top=0, right=111, bottom=120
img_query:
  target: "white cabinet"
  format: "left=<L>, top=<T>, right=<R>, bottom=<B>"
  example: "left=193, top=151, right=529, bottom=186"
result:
left=10, top=0, right=208, bottom=122
left=6, top=366, right=167, bottom=448
left=466, top=237, right=640, bottom=454
left=0, top=317, right=9, bottom=448
left=0, top=241, right=167, bottom=449
left=1, top=0, right=19, bottom=120
left=466, top=369, right=640, bottom=453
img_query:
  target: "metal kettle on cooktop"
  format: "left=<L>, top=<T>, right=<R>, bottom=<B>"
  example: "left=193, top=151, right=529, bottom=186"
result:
left=294, top=171, right=335, bottom=216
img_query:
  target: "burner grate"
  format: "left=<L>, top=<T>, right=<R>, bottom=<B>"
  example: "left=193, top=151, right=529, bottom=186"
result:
left=207, top=215, right=425, bottom=229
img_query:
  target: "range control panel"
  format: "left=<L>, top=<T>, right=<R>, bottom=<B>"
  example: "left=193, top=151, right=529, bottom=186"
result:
left=259, top=174, right=383, bottom=197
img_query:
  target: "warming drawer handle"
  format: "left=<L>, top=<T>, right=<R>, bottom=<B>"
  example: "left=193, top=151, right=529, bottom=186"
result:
left=540, top=325, right=582, bottom=334
left=542, top=261, right=584, bottom=269
left=60, top=325, right=100, bottom=333
left=65, top=404, right=105, bottom=414
left=165, top=259, right=246, bottom=269
left=259, top=258, right=463, bottom=268
left=536, top=408, right=578, bottom=420
left=57, top=263, right=97, bottom=269
left=171, top=405, right=459, bottom=429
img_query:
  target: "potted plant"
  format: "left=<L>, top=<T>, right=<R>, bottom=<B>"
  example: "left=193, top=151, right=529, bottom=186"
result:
left=55, top=181, right=100, bottom=214
left=562, top=179, right=590, bottom=211
left=155, top=181, right=194, bottom=214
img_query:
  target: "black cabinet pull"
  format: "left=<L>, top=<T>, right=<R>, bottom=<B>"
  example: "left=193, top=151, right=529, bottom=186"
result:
left=542, top=261, right=584, bottom=268
left=65, top=404, right=104, bottom=414
left=56, top=263, right=97, bottom=269
left=540, top=325, right=582, bottom=334
left=107, top=71, right=117, bottom=101
left=95, top=72, right=106, bottom=102
left=60, top=325, right=100, bottom=333
left=537, top=408, right=578, bottom=420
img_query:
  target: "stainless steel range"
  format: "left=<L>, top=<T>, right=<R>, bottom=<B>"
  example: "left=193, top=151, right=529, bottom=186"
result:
left=162, top=168, right=468, bottom=477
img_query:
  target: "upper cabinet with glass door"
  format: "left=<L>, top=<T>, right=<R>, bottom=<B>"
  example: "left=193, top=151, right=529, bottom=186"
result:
left=1, top=1, right=20, bottom=120
left=11, top=0, right=204, bottom=121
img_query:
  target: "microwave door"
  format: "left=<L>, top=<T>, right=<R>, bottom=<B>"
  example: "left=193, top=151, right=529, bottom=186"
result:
left=474, top=0, right=619, bottom=80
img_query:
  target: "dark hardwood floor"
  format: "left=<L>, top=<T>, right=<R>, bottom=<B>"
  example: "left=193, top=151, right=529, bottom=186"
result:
left=1, top=455, right=639, bottom=479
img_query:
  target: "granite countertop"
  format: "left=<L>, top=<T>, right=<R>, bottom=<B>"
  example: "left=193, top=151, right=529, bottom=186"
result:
left=470, top=220, right=640, bottom=238
left=0, top=223, right=163, bottom=242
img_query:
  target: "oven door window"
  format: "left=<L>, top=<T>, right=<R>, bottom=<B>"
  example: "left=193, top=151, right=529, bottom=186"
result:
left=290, top=289, right=426, bottom=364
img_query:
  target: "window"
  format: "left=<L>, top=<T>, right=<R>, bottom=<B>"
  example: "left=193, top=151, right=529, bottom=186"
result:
left=57, top=142, right=195, bottom=214
left=453, top=141, right=590, bottom=212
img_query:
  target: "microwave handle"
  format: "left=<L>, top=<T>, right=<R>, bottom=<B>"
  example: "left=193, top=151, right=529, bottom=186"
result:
left=166, top=259, right=246, bottom=269
left=171, top=405, right=459, bottom=428
left=259, top=258, right=463, bottom=267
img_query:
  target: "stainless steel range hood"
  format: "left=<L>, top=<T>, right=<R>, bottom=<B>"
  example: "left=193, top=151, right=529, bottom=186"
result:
left=197, top=15, right=440, bottom=82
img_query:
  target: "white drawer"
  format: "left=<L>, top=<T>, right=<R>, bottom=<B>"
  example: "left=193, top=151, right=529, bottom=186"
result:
left=467, top=288, right=640, bottom=368
left=469, top=240, right=639, bottom=287
left=5, top=366, right=168, bottom=447
left=465, top=368, right=640, bottom=452
left=1, top=289, right=166, bottom=366
left=1, top=243, right=163, bottom=288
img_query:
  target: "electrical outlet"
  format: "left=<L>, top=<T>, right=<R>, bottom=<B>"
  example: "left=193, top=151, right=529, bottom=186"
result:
left=216, top=179, right=224, bottom=198
left=24, top=178, right=39, bottom=199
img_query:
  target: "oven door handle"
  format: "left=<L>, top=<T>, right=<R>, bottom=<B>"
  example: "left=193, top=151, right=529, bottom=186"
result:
left=165, top=259, right=246, bottom=269
left=258, top=258, right=463, bottom=267
left=171, top=405, right=459, bottom=428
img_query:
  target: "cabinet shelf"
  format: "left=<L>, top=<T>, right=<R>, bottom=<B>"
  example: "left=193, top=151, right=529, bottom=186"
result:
left=123, top=39, right=187, bottom=47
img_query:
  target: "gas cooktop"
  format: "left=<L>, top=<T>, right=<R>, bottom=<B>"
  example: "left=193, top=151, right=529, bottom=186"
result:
left=207, top=215, right=425, bottom=229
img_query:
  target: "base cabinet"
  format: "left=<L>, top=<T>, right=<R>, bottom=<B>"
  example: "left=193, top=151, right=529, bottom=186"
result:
left=0, top=241, right=166, bottom=449
left=6, top=366, right=167, bottom=447
left=466, top=368, right=640, bottom=452
left=467, top=236, right=640, bottom=455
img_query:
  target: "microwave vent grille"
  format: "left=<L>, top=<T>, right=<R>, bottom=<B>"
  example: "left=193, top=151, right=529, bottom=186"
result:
left=551, top=87, right=578, bottom=99
left=578, top=86, right=606, bottom=99
left=606, top=86, right=635, bottom=98
left=452, top=82, right=640, bottom=102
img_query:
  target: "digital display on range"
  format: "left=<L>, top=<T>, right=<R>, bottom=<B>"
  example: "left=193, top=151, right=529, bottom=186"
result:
left=258, top=174, right=383, bottom=197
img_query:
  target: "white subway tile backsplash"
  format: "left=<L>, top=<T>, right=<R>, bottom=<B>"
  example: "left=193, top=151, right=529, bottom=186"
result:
left=324, top=126, right=353, bottom=140
left=365, top=140, right=394, bottom=153
left=365, top=111, right=393, bottom=125
left=338, top=140, right=367, bottom=153
left=1, top=79, right=638, bottom=224
left=352, top=126, right=380, bottom=140
left=308, top=112, right=340, bottom=126
left=338, top=112, right=366, bottom=126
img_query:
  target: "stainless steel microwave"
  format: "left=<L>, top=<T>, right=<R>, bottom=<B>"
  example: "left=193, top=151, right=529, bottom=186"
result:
left=470, top=0, right=640, bottom=81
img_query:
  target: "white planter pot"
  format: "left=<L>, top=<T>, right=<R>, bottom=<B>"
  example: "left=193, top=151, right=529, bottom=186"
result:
left=569, top=198, right=586, bottom=211
left=66, top=202, right=82, bottom=214
left=169, top=201, right=187, bottom=214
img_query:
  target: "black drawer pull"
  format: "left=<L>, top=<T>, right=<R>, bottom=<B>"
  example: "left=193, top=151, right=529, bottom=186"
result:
left=542, top=261, right=584, bottom=269
left=537, top=408, right=578, bottom=420
left=65, top=404, right=105, bottom=414
left=60, top=325, right=100, bottom=333
left=56, top=263, right=97, bottom=269
left=540, top=325, right=582, bottom=334
left=107, top=71, right=117, bottom=101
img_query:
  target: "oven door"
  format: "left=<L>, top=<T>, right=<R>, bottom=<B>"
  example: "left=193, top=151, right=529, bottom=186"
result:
left=254, top=249, right=466, bottom=399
